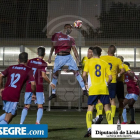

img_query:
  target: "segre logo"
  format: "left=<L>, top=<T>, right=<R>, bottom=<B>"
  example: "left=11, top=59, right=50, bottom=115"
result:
left=0, top=125, right=48, bottom=138
left=0, top=127, right=26, bottom=135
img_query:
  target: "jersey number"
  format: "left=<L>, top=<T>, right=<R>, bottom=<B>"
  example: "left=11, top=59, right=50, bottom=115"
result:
left=95, top=65, right=101, bottom=77
left=108, top=63, right=112, bottom=70
left=9, top=73, right=20, bottom=88
left=32, top=68, right=37, bottom=76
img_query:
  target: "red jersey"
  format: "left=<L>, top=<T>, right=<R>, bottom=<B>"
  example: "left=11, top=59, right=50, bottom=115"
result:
left=51, top=32, right=76, bottom=54
left=1, top=64, right=34, bottom=102
left=25, top=58, right=47, bottom=92
left=124, top=72, right=139, bottom=95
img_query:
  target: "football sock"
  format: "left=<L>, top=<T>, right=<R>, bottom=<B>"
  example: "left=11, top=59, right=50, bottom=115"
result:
left=106, top=110, right=113, bottom=124
left=0, top=113, right=6, bottom=121
left=36, top=107, right=43, bottom=124
left=0, top=119, right=8, bottom=124
left=52, top=89, right=56, bottom=94
left=130, top=108, right=135, bottom=122
left=20, top=107, right=29, bottom=124
left=52, top=75, right=58, bottom=94
left=86, top=111, right=92, bottom=129
left=111, top=105, right=116, bottom=118
left=75, top=72, right=85, bottom=90
left=96, top=104, right=99, bottom=117
left=122, top=108, right=127, bottom=122
left=98, top=103, right=103, bottom=115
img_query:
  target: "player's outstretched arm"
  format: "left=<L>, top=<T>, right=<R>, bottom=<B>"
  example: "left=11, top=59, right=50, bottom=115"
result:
left=42, top=72, right=55, bottom=89
left=48, top=42, right=55, bottom=64
left=72, top=45, right=80, bottom=64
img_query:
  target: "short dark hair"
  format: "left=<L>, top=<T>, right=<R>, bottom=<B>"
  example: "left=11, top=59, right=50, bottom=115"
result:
left=64, top=24, right=73, bottom=28
left=38, top=46, right=45, bottom=56
left=124, top=62, right=130, bottom=67
left=108, top=45, right=116, bottom=54
left=88, top=47, right=94, bottom=51
left=90, top=46, right=102, bottom=57
left=19, top=52, right=28, bottom=63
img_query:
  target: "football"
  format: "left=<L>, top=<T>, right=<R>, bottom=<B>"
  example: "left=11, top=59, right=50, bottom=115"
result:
left=74, top=20, right=82, bottom=28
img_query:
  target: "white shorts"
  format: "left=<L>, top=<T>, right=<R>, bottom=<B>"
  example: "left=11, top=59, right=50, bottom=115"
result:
left=125, top=93, right=138, bottom=101
left=53, top=54, right=78, bottom=73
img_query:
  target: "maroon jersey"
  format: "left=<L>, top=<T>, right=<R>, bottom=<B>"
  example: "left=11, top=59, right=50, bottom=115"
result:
left=25, top=58, right=47, bottom=92
left=124, top=72, right=140, bottom=95
left=1, top=64, right=34, bottom=102
left=51, top=32, right=76, bottom=54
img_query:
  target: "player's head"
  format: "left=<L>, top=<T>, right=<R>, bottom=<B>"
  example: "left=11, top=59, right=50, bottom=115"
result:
left=19, top=52, right=28, bottom=64
left=87, top=47, right=93, bottom=59
left=91, top=46, right=102, bottom=57
left=117, top=55, right=124, bottom=62
left=108, top=45, right=116, bottom=55
left=124, top=62, right=130, bottom=67
left=64, top=24, right=73, bottom=35
left=37, top=46, right=45, bottom=57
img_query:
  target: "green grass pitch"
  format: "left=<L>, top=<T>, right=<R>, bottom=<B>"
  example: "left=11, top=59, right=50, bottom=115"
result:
left=0, top=109, right=140, bottom=140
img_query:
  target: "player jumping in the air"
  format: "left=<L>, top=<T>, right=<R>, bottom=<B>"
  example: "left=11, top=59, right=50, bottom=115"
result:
left=0, top=52, right=36, bottom=124
left=121, top=62, right=139, bottom=124
left=48, top=24, right=88, bottom=100
left=20, top=46, right=55, bottom=124
left=83, top=46, right=113, bottom=137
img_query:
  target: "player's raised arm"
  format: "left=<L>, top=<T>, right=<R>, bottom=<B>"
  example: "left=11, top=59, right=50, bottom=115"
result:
left=72, top=45, right=80, bottom=63
left=48, top=33, right=57, bottom=64
left=48, top=43, right=55, bottom=64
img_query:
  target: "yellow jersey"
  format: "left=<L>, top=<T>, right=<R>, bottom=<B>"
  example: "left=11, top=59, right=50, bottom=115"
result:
left=117, top=63, right=130, bottom=82
left=84, top=58, right=111, bottom=96
left=81, top=56, right=89, bottom=75
left=81, top=56, right=89, bottom=69
left=100, top=55, right=123, bottom=83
